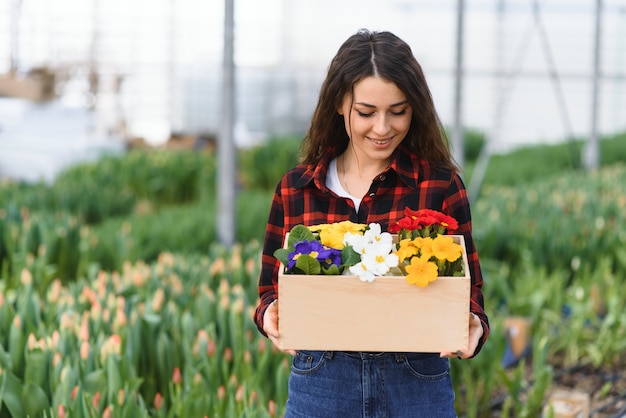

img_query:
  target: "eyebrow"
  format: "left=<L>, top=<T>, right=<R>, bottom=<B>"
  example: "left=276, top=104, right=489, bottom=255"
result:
left=355, top=100, right=409, bottom=108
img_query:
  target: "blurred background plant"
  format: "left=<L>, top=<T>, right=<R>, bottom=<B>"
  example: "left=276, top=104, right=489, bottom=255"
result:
left=1, top=130, right=626, bottom=417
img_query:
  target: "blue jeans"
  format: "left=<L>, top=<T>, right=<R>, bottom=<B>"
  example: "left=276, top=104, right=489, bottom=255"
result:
left=285, top=351, right=457, bottom=418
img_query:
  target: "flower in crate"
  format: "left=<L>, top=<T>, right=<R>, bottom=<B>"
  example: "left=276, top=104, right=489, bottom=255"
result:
left=274, top=221, right=396, bottom=281
left=389, top=208, right=464, bottom=287
left=389, top=208, right=459, bottom=240
left=289, top=240, right=342, bottom=272
left=344, top=223, right=398, bottom=282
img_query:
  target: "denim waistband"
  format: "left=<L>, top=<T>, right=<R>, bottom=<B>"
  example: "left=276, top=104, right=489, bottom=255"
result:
left=331, top=351, right=437, bottom=361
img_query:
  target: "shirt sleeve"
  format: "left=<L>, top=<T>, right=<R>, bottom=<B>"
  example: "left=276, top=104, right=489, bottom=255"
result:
left=253, top=181, right=286, bottom=337
left=442, top=173, right=490, bottom=357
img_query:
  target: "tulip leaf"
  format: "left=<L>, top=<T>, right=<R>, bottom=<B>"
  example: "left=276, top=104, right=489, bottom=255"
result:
left=106, top=356, right=122, bottom=400
left=22, top=382, right=49, bottom=417
left=0, top=344, right=11, bottom=370
left=142, top=313, right=162, bottom=325
left=82, top=369, right=107, bottom=394
left=0, top=369, right=25, bottom=418
left=24, top=350, right=48, bottom=387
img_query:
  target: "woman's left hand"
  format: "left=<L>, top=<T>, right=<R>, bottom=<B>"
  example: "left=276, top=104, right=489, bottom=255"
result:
left=440, top=312, right=483, bottom=360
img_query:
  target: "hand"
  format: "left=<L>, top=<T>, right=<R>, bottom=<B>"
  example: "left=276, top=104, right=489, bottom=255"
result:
left=263, top=300, right=296, bottom=355
left=440, top=312, right=483, bottom=360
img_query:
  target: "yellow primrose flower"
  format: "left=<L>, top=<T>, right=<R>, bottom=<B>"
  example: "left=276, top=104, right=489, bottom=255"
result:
left=405, top=255, right=439, bottom=287
left=431, top=235, right=463, bottom=262
left=315, top=221, right=366, bottom=249
left=412, top=236, right=434, bottom=259
left=395, top=239, right=419, bottom=262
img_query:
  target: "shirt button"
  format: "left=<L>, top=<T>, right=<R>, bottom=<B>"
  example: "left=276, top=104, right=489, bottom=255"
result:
left=379, top=175, right=386, bottom=181
left=369, top=192, right=375, bottom=197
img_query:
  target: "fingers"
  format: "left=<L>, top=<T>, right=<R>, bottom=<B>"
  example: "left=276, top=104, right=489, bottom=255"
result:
left=263, top=300, right=295, bottom=355
left=263, top=300, right=279, bottom=337
left=440, top=349, right=466, bottom=359
left=440, top=312, right=483, bottom=360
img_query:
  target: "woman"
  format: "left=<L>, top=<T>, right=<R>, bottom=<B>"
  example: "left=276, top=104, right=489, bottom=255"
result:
left=254, top=29, right=489, bottom=417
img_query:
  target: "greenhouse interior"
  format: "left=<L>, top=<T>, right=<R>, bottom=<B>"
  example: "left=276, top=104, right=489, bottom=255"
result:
left=1, top=1, right=626, bottom=417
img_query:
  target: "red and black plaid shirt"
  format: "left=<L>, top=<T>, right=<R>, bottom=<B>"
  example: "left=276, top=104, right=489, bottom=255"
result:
left=254, top=144, right=489, bottom=354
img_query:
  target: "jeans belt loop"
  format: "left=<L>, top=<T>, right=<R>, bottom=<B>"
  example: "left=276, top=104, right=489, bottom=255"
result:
left=394, top=353, right=406, bottom=362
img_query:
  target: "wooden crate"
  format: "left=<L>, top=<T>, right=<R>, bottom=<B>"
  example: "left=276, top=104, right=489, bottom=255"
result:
left=277, top=235, right=470, bottom=352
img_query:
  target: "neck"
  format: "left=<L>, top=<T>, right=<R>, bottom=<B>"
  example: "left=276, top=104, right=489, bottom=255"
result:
left=341, top=151, right=391, bottom=178
left=340, top=152, right=390, bottom=197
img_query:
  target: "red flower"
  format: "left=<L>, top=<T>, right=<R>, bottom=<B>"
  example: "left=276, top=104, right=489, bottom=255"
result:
left=389, top=208, right=458, bottom=237
left=405, top=208, right=458, bottom=232
left=388, top=215, right=422, bottom=232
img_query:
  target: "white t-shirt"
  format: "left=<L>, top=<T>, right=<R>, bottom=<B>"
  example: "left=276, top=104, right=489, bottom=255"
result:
left=327, top=158, right=362, bottom=211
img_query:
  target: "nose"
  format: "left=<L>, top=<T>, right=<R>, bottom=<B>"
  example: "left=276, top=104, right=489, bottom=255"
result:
left=372, top=113, right=390, bottom=136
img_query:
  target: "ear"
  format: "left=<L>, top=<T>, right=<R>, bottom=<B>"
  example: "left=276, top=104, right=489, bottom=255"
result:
left=337, top=107, right=344, bottom=115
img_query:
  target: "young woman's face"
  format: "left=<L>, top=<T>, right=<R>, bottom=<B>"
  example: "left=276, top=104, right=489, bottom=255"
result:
left=339, top=76, right=412, bottom=163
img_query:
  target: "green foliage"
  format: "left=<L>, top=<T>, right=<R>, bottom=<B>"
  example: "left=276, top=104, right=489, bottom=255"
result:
left=239, top=136, right=301, bottom=190
left=1, top=131, right=626, bottom=416
left=600, top=131, right=626, bottom=165
left=466, top=134, right=625, bottom=189
left=473, top=164, right=626, bottom=276
left=463, top=128, right=486, bottom=162
left=0, top=249, right=288, bottom=417
left=0, top=149, right=217, bottom=225
left=88, top=189, right=271, bottom=271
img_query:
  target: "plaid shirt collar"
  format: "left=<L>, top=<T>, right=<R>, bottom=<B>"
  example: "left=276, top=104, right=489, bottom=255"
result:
left=293, top=143, right=420, bottom=191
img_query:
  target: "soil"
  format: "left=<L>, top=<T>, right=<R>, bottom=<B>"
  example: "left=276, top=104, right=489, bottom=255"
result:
left=486, top=361, right=626, bottom=417
left=552, top=362, right=626, bottom=418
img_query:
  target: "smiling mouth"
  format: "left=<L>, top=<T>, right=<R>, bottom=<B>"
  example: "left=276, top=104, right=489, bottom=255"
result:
left=369, top=137, right=393, bottom=145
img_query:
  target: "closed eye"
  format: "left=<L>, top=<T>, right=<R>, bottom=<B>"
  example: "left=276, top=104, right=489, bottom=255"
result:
left=356, top=108, right=408, bottom=117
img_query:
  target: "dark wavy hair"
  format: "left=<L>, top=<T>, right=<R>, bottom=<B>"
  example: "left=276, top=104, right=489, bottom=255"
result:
left=301, top=29, right=456, bottom=172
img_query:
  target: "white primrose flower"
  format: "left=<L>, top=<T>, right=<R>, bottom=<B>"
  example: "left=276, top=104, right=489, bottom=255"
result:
left=363, top=223, right=394, bottom=247
left=346, top=224, right=399, bottom=282
left=344, top=231, right=369, bottom=255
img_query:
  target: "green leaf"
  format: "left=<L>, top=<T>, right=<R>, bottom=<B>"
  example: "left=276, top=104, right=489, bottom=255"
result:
left=0, top=345, right=11, bottom=370
left=141, top=313, right=162, bottom=325
left=321, top=264, right=340, bottom=275
left=8, top=318, right=24, bottom=376
left=82, top=369, right=107, bottom=394
left=293, top=255, right=321, bottom=275
left=341, top=246, right=361, bottom=268
left=24, top=350, right=49, bottom=388
left=106, top=355, right=123, bottom=400
left=273, top=248, right=291, bottom=266
left=0, top=369, right=25, bottom=418
left=22, top=382, right=50, bottom=418
left=287, top=225, right=315, bottom=247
